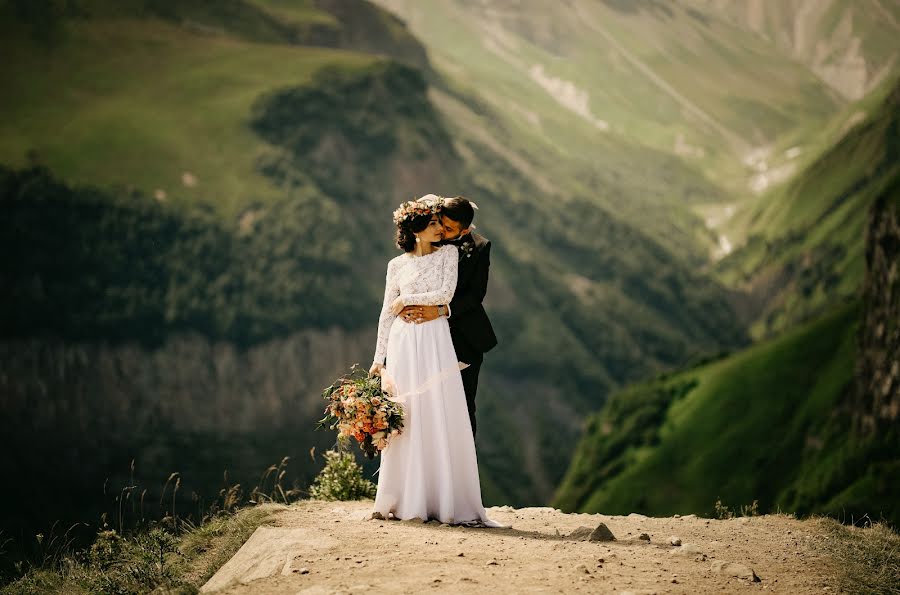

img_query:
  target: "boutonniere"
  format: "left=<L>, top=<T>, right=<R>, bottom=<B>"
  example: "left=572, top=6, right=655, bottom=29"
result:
left=459, top=242, right=475, bottom=260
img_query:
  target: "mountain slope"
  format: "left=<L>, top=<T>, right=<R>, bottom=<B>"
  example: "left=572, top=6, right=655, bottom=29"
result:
left=715, top=76, right=900, bottom=338
left=554, top=298, right=860, bottom=516
left=374, top=0, right=843, bottom=194
left=686, top=0, right=900, bottom=100
left=555, top=171, right=900, bottom=525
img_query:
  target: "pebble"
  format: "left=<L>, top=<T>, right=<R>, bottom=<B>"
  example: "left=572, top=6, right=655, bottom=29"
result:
left=638, top=533, right=651, bottom=542
left=486, top=559, right=499, bottom=566
left=711, top=560, right=761, bottom=582
left=567, top=523, right=616, bottom=542
left=670, top=544, right=704, bottom=557
left=590, top=523, right=616, bottom=542
left=298, top=567, right=310, bottom=575
left=567, top=526, right=592, bottom=540
left=670, top=536, right=682, bottom=546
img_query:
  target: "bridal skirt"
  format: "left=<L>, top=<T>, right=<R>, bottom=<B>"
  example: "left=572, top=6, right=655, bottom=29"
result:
left=373, top=316, right=499, bottom=526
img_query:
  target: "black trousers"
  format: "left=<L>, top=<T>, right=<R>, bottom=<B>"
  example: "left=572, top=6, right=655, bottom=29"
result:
left=460, top=358, right=482, bottom=439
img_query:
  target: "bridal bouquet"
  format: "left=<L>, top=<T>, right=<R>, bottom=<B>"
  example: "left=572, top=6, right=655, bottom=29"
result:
left=316, top=365, right=405, bottom=459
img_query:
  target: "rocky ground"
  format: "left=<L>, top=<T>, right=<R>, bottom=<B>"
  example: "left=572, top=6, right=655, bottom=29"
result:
left=199, top=500, right=844, bottom=594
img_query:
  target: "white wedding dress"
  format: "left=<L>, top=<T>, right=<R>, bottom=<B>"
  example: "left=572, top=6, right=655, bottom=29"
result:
left=371, top=243, right=503, bottom=527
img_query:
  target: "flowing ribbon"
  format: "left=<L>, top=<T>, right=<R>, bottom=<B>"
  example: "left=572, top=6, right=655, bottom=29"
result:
left=380, top=361, right=469, bottom=404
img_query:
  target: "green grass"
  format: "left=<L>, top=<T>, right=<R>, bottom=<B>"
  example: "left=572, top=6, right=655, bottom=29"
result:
left=553, top=298, right=871, bottom=518
left=0, top=17, right=374, bottom=219
left=715, top=75, right=900, bottom=338
left=247, top=0, right=338, bottom=28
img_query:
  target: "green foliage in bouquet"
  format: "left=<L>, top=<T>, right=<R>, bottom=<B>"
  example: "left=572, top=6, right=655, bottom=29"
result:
left=308, top=450, right=376, bottom=501
left=317, top=365, right=404, bottom=459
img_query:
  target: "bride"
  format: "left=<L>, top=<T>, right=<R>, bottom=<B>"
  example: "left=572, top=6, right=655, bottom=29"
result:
left=368, top=195, right=505, bottom=528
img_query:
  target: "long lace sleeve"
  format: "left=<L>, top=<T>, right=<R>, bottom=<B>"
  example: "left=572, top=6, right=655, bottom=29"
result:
left=373, top=258, right=400, bottom=365
left=399, top=245, right=458, bottom=307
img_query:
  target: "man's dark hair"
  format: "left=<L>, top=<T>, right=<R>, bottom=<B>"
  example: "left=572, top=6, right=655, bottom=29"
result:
left=441, top=196, right=475, bottom=229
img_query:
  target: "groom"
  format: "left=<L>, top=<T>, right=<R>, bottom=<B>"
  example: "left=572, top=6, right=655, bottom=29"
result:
left=399, top=196, right=497, bottom=438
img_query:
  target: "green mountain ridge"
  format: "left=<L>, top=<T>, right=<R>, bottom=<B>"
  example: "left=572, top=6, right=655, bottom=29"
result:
left=554, top=297, right=863, bottom=516
left=554, top=80, right=900, bottom=524
left=716, top=75, right=900, bottom=338
left=374, top=0, right=845, bottom=193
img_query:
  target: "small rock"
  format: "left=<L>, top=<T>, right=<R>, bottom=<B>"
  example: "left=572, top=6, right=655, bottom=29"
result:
left=299, top=567, right=310, bottom=575
left=711, top=560, right=761, bottom=582
left=576, top=564, right=590, bottom=574
left=670, top=544, right=704, bottom=557
left=638, top=533, right=651, bottom=542
left=567, top=526, right=593, bottom=540
left=670, top=536, right=682, bottom=546
left=589, top=523, right=617, bottom=542
left=457, top=552, right=465, bottom=557
left=486, top=559, right=499, bottom=566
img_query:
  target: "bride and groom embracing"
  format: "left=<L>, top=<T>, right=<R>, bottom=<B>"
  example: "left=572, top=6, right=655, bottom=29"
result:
left=366, top=194, right=508, bottom=528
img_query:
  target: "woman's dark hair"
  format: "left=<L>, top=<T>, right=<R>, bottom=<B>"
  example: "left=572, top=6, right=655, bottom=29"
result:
left=396, top=212, right=433, bottom=252
left=440, top=196, right=475, bottom=229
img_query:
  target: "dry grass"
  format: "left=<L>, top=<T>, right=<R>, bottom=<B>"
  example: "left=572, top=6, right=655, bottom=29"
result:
left=179, top=503, right=287, bottom=589
left=814, top=517, right=900, bottom=594
left=0, top=456, right=305, bottom=594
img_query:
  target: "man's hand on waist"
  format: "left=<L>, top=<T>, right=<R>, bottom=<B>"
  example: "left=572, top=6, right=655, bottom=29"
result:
left=400, top=305, right=446, bottom=324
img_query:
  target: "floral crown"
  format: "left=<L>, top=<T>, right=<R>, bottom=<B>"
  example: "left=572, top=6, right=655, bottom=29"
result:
left=392, top=194, right=445, bottom=225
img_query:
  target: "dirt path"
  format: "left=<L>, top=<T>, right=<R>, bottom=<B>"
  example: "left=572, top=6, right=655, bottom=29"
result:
left=200, top=500, right=841, bottom=594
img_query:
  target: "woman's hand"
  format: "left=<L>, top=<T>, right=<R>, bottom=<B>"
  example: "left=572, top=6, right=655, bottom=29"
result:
left=390, top=297, right=405, bottom=316
left=369, top=362, right=384, bottom=377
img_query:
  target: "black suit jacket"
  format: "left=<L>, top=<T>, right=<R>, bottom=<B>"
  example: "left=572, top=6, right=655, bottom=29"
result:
left=446, top=232, right=498, bottom=363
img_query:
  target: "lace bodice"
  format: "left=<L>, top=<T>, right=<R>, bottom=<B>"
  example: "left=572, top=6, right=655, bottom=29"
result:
left=373, top=244, right=459, bottom=364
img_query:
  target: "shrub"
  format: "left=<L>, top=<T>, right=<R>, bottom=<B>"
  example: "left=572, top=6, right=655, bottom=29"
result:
left=308, top=450, right=376, bottom=501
